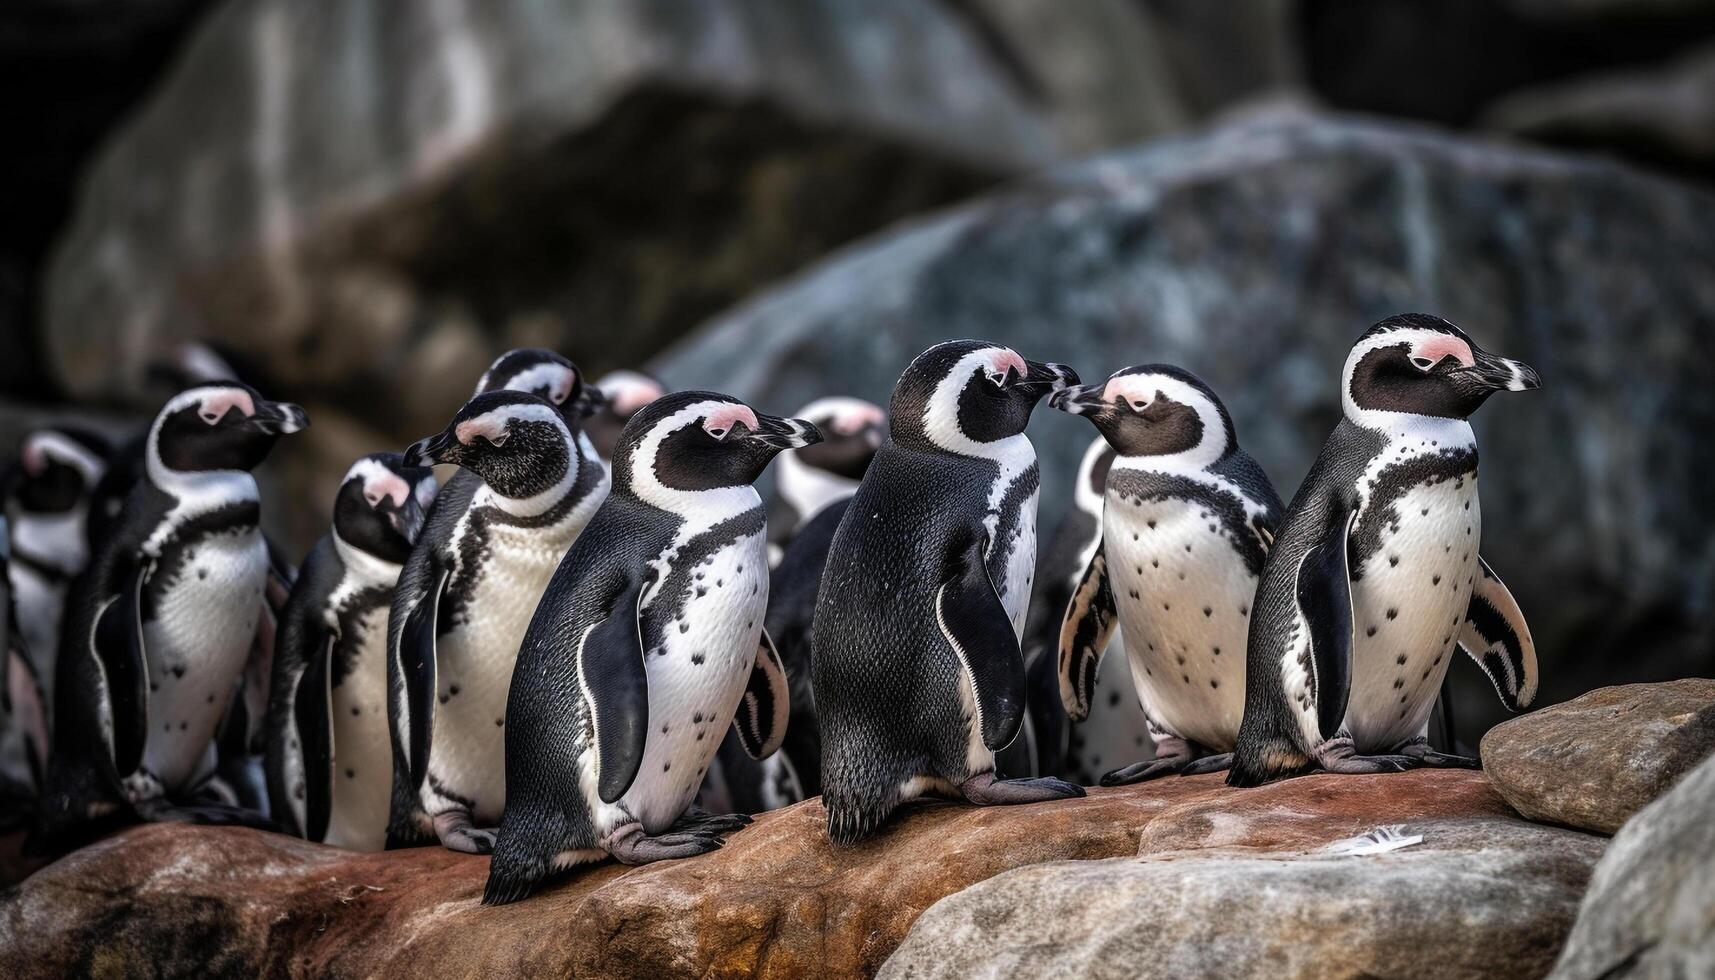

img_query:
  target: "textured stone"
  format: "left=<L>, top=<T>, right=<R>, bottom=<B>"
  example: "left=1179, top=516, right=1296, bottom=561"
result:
left=1549, top=751, right=1715, bottom=979
left=0, top=770, right=1553, bottom=979
left=655, top=111, right=1715, bottom=733
left=1482, top=679, right=1715, bottom=834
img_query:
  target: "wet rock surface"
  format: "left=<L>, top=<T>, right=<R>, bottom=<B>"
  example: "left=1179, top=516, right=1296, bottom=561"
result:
left=0, top=770, right=1565, bottom=979
left=1481, top=678, right=1715, bottom=833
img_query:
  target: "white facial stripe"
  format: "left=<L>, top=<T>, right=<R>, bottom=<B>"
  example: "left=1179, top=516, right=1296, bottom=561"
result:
left=344, top=458, right=409, bottom=508
left=198, top=389, right=256, bottom=423
left=21, top=432, right=106, bottom=483
left=796, top=396, right=884, bottom=436
left=627, top=400, right=757, bottom=516
left=455, top=402, right=561, bottom=445
left=702, top=403, right=758, bottom=438
left=596, top=371, right=665, bottom=415
left=1106, top=373, right=1228, bottom=466
left=1343, top=327, right=1475, bottom=433
left=924, top=349, right=1021, bottom=457
left=500, top=362, right=576, bottom=404
left=414, top=474, right=440, bottom=510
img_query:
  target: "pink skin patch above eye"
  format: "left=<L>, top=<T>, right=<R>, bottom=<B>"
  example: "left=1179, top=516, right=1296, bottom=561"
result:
left=198, top=389, right=256, bottom=424
left=829, top=403, right=885, bottom=436
left=363, top=470, right=411, bottom=509
left=985, top=349, right=1027, bottom=382
left=1412, top=335, right=1474, bottom=368
left=1101, top=376, right=1153, bottom=407
left=456, top=414, right=509, bottom=445
left=703, top=403, right=758, bottom=438
left=20, top=437, right=48, bottom=476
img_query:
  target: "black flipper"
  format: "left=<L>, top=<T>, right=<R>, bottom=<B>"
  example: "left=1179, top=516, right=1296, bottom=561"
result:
left=95, top=562, right=150, bottom=778
left=296, top=634, right=335, bottom=842
left=1057, top=539, right=1117, bottom=722
left=936, top=529, right=1027, bottom=752
left=578, top=574, right=649, bottom=804
left=1460, top=556, right=1538, bottom=711
left=733, top=628, right=789, bottom=759
left=398, top=568, right=447, bottom=792
left=1295, top=506, right=1357, bottom=741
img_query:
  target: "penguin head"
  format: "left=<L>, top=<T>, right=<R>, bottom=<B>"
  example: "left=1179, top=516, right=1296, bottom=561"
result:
left=786, top=397, right=886, bottom=482
left=4, top=428, right=110, bottom=517
left=587, top=370, right=667, bottom=461
left=1050, top=364, right=1236, bottom=468
left=332, top=453, right=438, bottom=564
left=889, top=340, right=1078, bottom=455
left=150, top=383, right=308, bottom=476
left=1343, top=314, right=1541, bottom=424
left=613, top=391, right=822, bottom=498
left=404, top=391, right=575, bottom=500
left=476, top=348, right=603, bottom=430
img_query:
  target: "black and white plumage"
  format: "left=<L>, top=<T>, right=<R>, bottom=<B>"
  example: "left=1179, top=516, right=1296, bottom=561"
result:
left=1, top=521, right=51, bottom=822
left=483, top=392, right=819, bottom=905
left=766, top=396, right=885, bottom=557
left=266, top=453, right=436, bottom=850
left=3, top=428, right=110, bottom=733
left=37, top=383, right=306, bottom=842
left=1051, top=366, right=1283, bottom=783
left=1230, top=314, right=1541, bottom=786
left=588, top=370, right=667, bottom=466
left=812, top=340, right=1084, bottom=844
left=387, top=350, right=608, bottom=853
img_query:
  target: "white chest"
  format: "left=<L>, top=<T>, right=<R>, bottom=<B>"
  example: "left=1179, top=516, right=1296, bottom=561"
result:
left=1103, top=495, right=1253, bottom=750
left=326, top=604, right=392, bottom=850
left=1346, top=470, right=1481, bottom=750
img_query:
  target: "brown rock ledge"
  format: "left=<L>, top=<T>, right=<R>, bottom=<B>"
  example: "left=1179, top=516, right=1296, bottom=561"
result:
left=0, top=771, right=1552, bottom=979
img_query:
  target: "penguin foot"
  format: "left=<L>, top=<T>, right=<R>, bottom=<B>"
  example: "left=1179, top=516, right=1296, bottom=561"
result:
left=1399, top=739, right=1480, bottom=769
left=433, top=809, right=497, bottom=854
left=670, top=807, right=753, bottom=836
left=958, top=771, right=1086, bottom=806
left=1098, top=758, right=1185, bottom=785
left=134, top=797, right=279, bottom=831
left=1180, top=753, right=1234, bottom=776
left=1313, top=737, right=1416, bottom=775
left=605, top=823, right=726, bottom=865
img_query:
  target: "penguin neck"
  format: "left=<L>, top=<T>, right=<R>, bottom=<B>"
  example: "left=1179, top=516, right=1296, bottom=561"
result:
left=7, top=507, right=89, bottom=577
left=775, top=452, right=857, bottom=527
left=332, top=529, right=403, bottom=589
left=623, top=459, right=760, bottom=529
left=145, top=432, right=260, bottom=521
left=476, top=430, right=595, bottom=520
left=1345, top=408, right=1475, bottom=450
left=1072, top=439, right=1109, bottom=521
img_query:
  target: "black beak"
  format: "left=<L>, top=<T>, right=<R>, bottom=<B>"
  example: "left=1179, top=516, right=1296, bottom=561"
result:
left=743, top=414, right=823, bottom=450
left=403, top=430, right=458, bottom=468
left=1017, top=360, right=1079, bottom=391
left=1048, top=382, right=1108, bottom=416
left=251, top=400, right=309, bottom=435
left=1459, top=349, right=1541, bottom=393
left=571, top=383, right=606, bottom=420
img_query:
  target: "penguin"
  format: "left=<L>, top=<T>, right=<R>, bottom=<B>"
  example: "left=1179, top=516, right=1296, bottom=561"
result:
left=1051, top=365, right=1284, bottom=783
left=482, top=392, right=819, bottom=905
left=697, top=395, right=886, bottom=814
left=1018, top=435, right=1158, bottom=784
left=1, top=520, right=51, bottom=826
left=1229, top=314, right=1541, bottom=786
left=266, top=453, right=437, bottom=850
left=37, top=383, right=307, bottom=842
left=812, top=340, right=1084, bottom=844
left=587, top=370, right=667, bottom=465
left=387, top=371, right=609, bottom=853
left=3, top=427, right=111, bottom=719
left=766, top=397, right=886, bottom=556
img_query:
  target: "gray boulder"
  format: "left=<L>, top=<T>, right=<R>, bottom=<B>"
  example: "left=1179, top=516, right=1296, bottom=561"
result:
left=880, top=815, right=1606, bottom=980
left=1482, top=679, right=1715, bottom=834
left=1549, top=751, right=1715, bottom=979
left=655, top=109, right=1715, bottom=728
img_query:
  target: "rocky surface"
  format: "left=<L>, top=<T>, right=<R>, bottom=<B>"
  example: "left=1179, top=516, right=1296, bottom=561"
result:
left=1482, top=678, right=1715, bottom=834
left=0, top=770, right=1577, bottom=979
left=1549, top=750, right=1715, bottom=980
left=655, top=111, right=1715, bottom=733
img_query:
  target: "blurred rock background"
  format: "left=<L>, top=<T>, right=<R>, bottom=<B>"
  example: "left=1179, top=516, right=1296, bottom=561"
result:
left=3, top=0, right=1712, bottom=730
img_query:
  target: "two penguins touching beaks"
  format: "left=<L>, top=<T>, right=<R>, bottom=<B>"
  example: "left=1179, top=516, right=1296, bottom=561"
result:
left=16, top=312, right=1542, bottom=910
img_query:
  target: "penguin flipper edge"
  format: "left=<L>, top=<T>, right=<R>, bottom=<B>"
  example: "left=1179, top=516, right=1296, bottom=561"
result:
left=579, top=575, right=649, bottom=805
left=1295, top=507, right=1357, bottom=742
left=398, top=568, right=448, bottom=791
left=936, top=531, right=1027, bottom=752
left=1057, top=539, right=1117, bottom=722
left=1459, top=557, right=1538, bottom=711
left=734, top=628, right=789, bottom=759
left=95, top=561, right=151, bottom=778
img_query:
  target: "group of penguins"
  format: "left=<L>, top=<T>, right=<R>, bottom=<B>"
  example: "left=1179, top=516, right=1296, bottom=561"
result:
left=0, top=312, right=1542, bottom=907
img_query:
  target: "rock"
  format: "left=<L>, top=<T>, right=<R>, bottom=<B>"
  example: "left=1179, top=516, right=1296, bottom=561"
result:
left=0, top=770, right=1570, bottom=979
left=1482, top=679, right=1715, bottom=834
left=1549, top=751, right=1715, bottom=979
left=1484, top=41, right=1715, bottom=175
left=883, top=819, right=1604, bottom=980
left=654, top=110, right=1715, bottom=736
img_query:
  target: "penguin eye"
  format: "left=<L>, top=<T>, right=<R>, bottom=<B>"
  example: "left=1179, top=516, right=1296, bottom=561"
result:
left=1411, top=356, right=1435, bottom=371
left=707, top=427, right=727, bottom=440
left=1130, top=400, right=1147, bottom=411
left=364, top=491, right=383, bottom=508
left=486, top=431, right=509, bottom=447
left=200, top=409, right=223, bottom=425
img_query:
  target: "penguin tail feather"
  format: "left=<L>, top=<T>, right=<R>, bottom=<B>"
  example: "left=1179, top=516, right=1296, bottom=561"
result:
left=1226, top=739, right=1312, bottom=788
left=481, top=860, right=540, bottom=907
